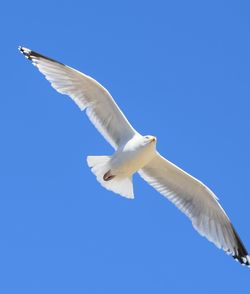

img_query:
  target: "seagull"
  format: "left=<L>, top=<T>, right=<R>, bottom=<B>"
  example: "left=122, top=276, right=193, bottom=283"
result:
left=19, top=46, right=249, bottom=267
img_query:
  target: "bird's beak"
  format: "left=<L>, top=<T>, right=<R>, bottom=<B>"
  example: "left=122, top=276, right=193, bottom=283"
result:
left=151, top=136, right=156, bottom=142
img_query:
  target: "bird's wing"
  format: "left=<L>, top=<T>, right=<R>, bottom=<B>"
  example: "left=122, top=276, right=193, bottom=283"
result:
left=138, top=152, right=250, bottom=266
left=19, top=47, right=139, bottom=149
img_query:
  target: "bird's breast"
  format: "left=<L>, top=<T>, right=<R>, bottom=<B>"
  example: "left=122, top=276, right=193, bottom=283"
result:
left=110, top=143, right=156, bottom=176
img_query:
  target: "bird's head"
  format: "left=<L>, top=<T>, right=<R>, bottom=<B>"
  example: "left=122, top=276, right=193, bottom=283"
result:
left=144, top=135, right=157, bottom=145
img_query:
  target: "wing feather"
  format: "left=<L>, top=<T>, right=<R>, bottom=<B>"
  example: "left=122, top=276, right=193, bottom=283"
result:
left=19, top=47, right=138, bottom=149
left=139, top=153, right=250, bottom=266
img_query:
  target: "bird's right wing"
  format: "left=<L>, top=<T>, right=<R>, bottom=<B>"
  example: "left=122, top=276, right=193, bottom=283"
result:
left=19, top=47, right=139, bottom=149
left=139, top=152, right=250, bottom=266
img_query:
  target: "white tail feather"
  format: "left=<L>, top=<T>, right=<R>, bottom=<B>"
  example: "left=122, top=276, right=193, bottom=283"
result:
left=87, top=156, right=134, bottom=199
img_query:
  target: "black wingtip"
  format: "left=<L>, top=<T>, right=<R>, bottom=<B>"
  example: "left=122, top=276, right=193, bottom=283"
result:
left=231, top=225, right=250, bottom=267
left=232, top=254, right=250, bottom=267
left=18, top=46, right=65, bottom=66
left=18, top=46, right=32, bottom=60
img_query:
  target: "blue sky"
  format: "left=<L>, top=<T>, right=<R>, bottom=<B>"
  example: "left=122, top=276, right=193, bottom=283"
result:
left=1, top=0, right=250, bottom=293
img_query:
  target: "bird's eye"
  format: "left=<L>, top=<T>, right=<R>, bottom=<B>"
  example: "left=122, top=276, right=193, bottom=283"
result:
left=145, top=136, right=150, bottom=139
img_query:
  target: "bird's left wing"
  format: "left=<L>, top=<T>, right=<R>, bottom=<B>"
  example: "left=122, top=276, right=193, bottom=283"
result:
left=139, top=152, right=250, bottom=266
left=19, top=47, right=139, bottom=149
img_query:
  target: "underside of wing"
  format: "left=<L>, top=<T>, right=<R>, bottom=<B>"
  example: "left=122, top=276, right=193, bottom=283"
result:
left=139, top=153, right=250, bottom=266
left=19, top=47, right=138, bottom=149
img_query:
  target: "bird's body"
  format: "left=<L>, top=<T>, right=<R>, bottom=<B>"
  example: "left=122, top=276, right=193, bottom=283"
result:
left=109, top=135, right=157, bottom=177
left=19, top=46, right=250, bottom=267
left=87, top=135, right=157, bottom=198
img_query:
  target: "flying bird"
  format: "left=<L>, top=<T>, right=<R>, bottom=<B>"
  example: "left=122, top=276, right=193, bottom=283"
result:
left=19, top=46, right=249, bottom=267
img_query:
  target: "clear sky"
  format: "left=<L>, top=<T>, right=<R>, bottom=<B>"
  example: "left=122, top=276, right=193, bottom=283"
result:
left=1, top=0, right=250, bottom=293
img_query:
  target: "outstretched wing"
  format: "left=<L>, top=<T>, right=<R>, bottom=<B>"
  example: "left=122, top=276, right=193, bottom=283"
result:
left=139, top=152, right=250, bottom=266
left=19, top=47, right=139, bottom=149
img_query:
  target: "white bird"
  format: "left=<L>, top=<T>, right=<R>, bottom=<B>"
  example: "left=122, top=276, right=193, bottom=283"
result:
left=19, top=46, right=249, bottom=267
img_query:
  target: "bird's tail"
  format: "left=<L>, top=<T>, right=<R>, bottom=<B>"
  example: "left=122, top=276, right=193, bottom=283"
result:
left=87, top=156, right=134, bottom=199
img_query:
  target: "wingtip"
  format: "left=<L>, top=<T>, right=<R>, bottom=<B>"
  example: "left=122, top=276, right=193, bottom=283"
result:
left=18, top=46, right=66, bottom=66
left=18, top=46, right=32, bottom=60
left=232, top=253, right=250, bottom=268
left=242, top=255, right=250, bottom=268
